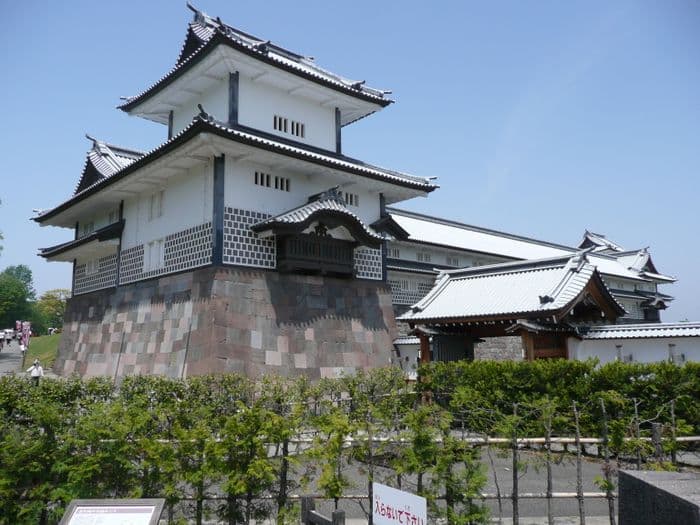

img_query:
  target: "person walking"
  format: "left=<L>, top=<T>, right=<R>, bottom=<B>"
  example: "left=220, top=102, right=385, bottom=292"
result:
left=26, top=359, right=44, bottom=386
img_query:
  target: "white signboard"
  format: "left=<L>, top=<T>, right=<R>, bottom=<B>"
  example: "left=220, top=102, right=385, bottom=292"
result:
left=372, top=482, right=427, bottom=525
left=60, top=499, right=164, bottom=525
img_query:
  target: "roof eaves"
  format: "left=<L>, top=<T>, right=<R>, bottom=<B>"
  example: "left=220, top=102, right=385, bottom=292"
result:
left=119, top=29, right=392, bottom=114
left=37, top=117, right=434, bottom=225
left=35, top=118, right=210, bottom=224
left=201, top=119, right=436, bottom=190
left=39, top=220, right=124, bottom=258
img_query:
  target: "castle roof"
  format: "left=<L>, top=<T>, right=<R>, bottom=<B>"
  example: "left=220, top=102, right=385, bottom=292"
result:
left=387, top=208, right=675, bottom=285
left=35, top=115, right=436, bottom=228
left=73, top=136, right=143, bottom=195
left=252, top=187, right=384, bottom=248
left=119, top=5, right=391, bottom=125
left=399, top=253, right=625, bottom=324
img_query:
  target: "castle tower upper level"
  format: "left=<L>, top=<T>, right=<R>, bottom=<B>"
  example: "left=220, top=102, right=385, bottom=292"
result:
left=118, top=5, right=393, bottom=153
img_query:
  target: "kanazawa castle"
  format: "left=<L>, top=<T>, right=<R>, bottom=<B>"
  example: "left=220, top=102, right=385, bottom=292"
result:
left=36, top=6, right=684, bottom=379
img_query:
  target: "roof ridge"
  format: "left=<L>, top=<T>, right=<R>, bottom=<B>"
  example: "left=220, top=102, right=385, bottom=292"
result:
left=588, top=321, right=700, bottom=330
left=443, top=254, right=573, bottom=280
left=86, top=134, right=145, bottom=157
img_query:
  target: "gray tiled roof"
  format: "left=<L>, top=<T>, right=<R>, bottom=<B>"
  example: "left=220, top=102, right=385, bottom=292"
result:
left=581, top=322, right=700, bottom=339
left=387, top=208, right=675, bottom=284
left=197, top=117, right=435, bottom=190
left=393, top=336, right=420, bottom=345
left=37, top=115, right=435, bottom=226
left=120, top=6, right=391, bottom=113
left=252, top=190, right=383, bottom=242
left=399, top=253, right=625, bottom=322
left=73, top=137, right=144, bottom=195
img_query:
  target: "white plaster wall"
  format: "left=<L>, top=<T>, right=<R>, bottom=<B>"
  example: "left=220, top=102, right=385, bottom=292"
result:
left=121, top=163, right=212, bottom=249
left=569, top=336, right=700, bottom=364
left=172, top=79, right=229, bottom=136
left=223, top=159, right=381, bottom=224
left=76, top=206, right=121, bottom=238
left=394, top=343, right=419, bottom=380
left=238, top=76, right=335, bottom=151
left=388, top=241, right=505, bottom=268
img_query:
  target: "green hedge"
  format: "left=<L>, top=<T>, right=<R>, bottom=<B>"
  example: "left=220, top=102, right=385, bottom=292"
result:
left=0, top=360, right=697, bottom=524
left=417, top=359, right=700, bottom=435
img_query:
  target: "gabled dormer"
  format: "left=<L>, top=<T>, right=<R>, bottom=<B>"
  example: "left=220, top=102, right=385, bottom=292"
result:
left=118, top=5, right=392, bottom=153
left=74, top=135, right=143, bottom=195
left=578, top=230, right=625, bottom=253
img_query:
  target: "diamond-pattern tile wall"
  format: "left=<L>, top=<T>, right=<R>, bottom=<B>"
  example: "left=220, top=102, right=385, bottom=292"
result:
left=119, top=222, right=212, bottom=285
left=74, top=254, right=118, bottom=295
left=355, top=246, right=383, bottom=280
left=388, top=277, right=435, bottom=305
left=223, top=207, right=276, bottom=268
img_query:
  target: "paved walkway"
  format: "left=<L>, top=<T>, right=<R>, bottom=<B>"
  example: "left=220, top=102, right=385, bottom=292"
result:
left=0, top=339, right=26, bottom=376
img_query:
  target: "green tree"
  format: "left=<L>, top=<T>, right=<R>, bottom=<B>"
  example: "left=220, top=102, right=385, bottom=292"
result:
left=36, top=289, right=70, bottom=330
left=2, top=265, right=36, bottom=301
left=212, top=400, right=278, bottom=524
left=0, top=272, right=30, bottom=328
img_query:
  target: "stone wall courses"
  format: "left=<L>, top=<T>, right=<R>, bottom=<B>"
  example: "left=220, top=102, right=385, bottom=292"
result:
left=56, top=266, right=397, bottom=380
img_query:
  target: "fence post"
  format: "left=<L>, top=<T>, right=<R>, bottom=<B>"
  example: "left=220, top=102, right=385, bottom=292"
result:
left=670, top=399, right=678, bottom=466
left=512, top=403, right=519, bottom=525
left=651, top=422, right=663, bottom=463
left=301, top=496, right=314, bottom=524
left=633, top=398, right=642, bottom=470
left=543, top=402, right=554, bottom=525
left=599, top=399, right=617, bottom=525
left=332, top=509, right=346, bottom=525
left=573, top=401, right=586, bottom=525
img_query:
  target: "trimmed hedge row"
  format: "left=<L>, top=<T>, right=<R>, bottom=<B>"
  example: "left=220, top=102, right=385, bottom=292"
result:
left=0, top=360, right=697, bottom=524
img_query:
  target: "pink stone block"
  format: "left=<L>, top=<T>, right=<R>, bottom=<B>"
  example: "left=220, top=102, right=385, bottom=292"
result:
left=277, top=336, right=289, bottom=353
left=265, top=350, right=282, bottom=366
left=294, top=353, right=307, bottom=369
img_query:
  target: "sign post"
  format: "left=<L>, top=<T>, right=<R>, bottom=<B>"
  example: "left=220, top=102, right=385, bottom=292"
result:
left=372, top=482, right=427, bottom=525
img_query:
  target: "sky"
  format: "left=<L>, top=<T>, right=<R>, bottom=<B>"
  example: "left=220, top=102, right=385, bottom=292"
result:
left=1, top=1, right=698, bottom=321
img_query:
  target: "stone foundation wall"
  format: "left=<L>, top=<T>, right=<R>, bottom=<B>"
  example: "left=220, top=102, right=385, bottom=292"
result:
left=56, top=266, right=397, bottom=380
left=474, top=336, right=524, bottom=361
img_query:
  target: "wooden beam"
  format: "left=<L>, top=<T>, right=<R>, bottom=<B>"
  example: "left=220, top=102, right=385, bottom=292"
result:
left=335, top=107, right=342, bottom=154
left=212, top=155, right=225, bottom=265
left=521, top=331, right=535, bottom=361
left=419, top=333, right=431, bottom=364
left=228, top=71, right=239, bottom=125
left=167, top=111, right=174, bottom=140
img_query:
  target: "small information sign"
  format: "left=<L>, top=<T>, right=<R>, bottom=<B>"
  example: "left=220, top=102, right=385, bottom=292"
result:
left=59, top=499, right=165, bottom=525
left=372, top=482, right=427, bottom=525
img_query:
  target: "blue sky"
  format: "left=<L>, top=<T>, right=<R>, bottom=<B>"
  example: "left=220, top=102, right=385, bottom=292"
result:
left=1, top=1, right=698, bottom=321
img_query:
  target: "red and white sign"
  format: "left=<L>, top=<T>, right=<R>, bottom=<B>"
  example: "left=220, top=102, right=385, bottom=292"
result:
left=372, top=482, right=427, bottom=525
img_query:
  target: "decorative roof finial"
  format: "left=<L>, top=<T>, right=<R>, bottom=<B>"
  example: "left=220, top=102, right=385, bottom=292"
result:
left=308, top=186, right=344, bottom=204
left=186, top=2, right=202, bottom=20
left=254, top=40, right=271, bottom=53
left=197, top=104, right=213, bottom=121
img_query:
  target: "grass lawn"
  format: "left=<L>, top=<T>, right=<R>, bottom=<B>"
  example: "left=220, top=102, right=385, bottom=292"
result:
left=25, top=334, right=61, bottom=369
